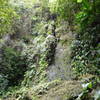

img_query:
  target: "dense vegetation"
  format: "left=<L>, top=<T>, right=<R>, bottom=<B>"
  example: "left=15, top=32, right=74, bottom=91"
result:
left=0, top=0, right=100, bottom=100
left=0, top=0, right=17, bottom=36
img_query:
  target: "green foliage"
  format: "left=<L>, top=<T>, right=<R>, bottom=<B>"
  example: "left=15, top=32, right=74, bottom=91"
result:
left=76, top=0, right=100, bottom=30
left=22, top=34, right=56, bottom=86
left=0, top=46, right=27, bottom=86
left=0, top=0, right=17, bottom=36
left=77, top=0, right=82, bottom=3
left=71, top=0, right=100, bottom=75
left=0, top=0, right=100, bottom=99
left=21, top=36, right=48, bottom=86
left=77, top=77, right=100, bottom=100
left=50, top=0, right=77, bottom=23
left=71, top=25, right=100, bottom=75
left=0, top=75, right=8, bottom=95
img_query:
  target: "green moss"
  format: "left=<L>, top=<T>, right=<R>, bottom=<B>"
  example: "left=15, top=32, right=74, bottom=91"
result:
left=36, top=80, right=82, bottom=100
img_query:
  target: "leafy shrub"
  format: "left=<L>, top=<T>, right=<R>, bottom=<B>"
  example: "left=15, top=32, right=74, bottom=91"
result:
left=0, top=75, right=8, bottom=95
left=50, top=0, right=77, bottom=22
left=0, top=46, right=27, bottom=86
left=22, top=35, right=56, bottom=86
left=71, top=25, right=100, bottom=76
left=21, top=36, right=47, bottom=86
left=76, top=0, right=100, bottom=30
left=71, top=0, right=100, bottom=76
left=0, top=0, right=17, bottom=36
left=76, top=77, right=100, bottom=100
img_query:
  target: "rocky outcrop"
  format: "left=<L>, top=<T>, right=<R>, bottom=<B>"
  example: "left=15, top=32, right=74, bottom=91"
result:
left=47, top=32, right=74, bottom=81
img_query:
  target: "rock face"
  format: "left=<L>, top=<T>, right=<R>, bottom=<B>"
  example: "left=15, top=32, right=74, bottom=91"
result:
left=47, top=33, right=74, bottom=81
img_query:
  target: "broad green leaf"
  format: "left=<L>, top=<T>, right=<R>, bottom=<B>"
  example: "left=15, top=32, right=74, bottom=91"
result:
left=87, top=82, right=93, bottom=89
left=77, top=0, right=82, bottom=3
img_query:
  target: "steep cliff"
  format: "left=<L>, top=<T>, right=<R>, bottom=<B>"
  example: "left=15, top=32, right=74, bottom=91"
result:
left=0, top=0, right=100, bottom=100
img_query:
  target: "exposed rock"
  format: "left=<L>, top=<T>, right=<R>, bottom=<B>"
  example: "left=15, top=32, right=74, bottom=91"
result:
left=47, top=33, right=74, bottom=81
